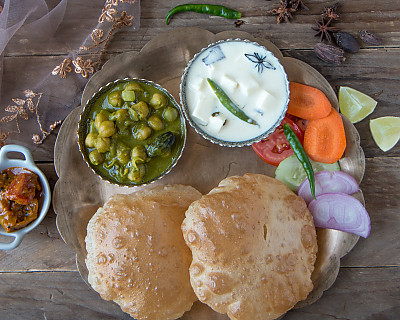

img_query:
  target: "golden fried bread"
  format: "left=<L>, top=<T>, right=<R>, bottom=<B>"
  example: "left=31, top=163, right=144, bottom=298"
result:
left=182, top=174, right=317, bottom=320
left=85, top=185, right=202, bottom=320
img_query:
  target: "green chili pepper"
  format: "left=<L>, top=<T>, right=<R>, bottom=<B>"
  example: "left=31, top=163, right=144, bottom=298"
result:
left=207, top=78, right=258, bottom=125
left=283, top=123, right=316, bottom=199
left=166, top=4, right=242, bottom=25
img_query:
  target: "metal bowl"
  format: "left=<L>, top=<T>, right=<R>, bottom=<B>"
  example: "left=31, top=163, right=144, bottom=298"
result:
left=0, top=145, right=51, bottom=250
left=180, top=38, right=290, bottom=147
left=77, top=78, right=187, bottom=187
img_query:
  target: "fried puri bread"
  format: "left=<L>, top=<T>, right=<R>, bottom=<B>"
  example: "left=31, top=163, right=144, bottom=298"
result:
left=182, top=174, right=317, bottom=320
left=85, top=185, right=202, bottom=320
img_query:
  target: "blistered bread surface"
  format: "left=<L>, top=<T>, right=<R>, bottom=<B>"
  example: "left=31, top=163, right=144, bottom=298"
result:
left=85, top=185, right=202, bottom=320
left=182, top=174, right=317, bottom=320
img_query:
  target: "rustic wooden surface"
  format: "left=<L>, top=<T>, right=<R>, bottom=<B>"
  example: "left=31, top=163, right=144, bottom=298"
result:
left=1, top=0, right=399, bottom=319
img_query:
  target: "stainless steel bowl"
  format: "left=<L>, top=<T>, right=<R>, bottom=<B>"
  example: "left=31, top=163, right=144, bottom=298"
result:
left=77, top=78, right=186, bottom=187
left=180, top=38, right=290, bottom=147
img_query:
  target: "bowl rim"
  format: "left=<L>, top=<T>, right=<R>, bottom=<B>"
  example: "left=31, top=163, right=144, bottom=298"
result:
left=179, top=38, right=290, bottom=147
left=0, top=144, right=51, bottom=250
left=77, top=77, right=187, bottom=188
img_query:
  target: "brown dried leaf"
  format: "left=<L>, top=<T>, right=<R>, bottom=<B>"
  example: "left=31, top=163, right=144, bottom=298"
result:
left=12, top=98, right=26, bottom=106
left=20, top=110, right=29, bottom=120
left=24, top=90, right=36, bottom=98
left=32, top=134, right=41, bottom=144
left=26, top=99, right=35, bottom=113
left=0, top=114, right=18, bottom=122
left=5, top=105, right=20, bottom=113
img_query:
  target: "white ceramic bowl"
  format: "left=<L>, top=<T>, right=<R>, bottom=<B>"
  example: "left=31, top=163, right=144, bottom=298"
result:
left=0, top=145, right=51, bottom=250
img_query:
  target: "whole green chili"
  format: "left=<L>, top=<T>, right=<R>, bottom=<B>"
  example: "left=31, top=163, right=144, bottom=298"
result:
left=283, top=123, right=316, bottom=199
left=207, top=78, right=258, bottom=125
left=166, top=4, right=242, bottom=25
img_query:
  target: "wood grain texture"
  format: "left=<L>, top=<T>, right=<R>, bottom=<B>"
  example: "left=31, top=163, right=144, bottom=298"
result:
left=341, top=158, right=400, bottom=267
left=3, top=0, right=400, bottom=56
left=3, top=49, right=399, bottom=161
left=0, top=267, right=398, bottom=320
left=1, top=0, right=399, bottom=318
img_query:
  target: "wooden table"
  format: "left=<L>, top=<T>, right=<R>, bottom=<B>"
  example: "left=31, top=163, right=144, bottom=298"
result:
left=1, top=0, right=399, bottom=319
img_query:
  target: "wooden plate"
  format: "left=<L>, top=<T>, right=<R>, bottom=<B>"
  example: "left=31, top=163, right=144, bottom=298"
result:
left=53, top=28, right=365, bottom=318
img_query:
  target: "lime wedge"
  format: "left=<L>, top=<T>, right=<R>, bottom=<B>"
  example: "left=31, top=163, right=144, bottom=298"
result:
left=339, top=86, right=377, bottom=123
left=370, top=116, right=400, bottom=152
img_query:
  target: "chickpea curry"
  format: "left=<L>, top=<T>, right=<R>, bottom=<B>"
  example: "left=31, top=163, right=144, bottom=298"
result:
left=0, top=167, right=43, bottom=232
left=82, top=80, right=185, bottom=185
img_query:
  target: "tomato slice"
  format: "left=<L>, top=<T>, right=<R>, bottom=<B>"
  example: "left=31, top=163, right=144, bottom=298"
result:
left=252, top=116, right=304, bottom=166
left=285, top=113, right=308, bottom=132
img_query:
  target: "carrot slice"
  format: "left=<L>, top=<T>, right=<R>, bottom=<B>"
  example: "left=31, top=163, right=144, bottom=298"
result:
left=303, top=108, right=346, bottom=164
left=287, top=82, right=332, bottom=120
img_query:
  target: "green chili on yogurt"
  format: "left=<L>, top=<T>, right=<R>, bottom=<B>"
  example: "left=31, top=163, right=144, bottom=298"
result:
left=207, top=78, right=258, bottom=125
left=283, top=123, right=316, bottom=199
left=166, top=4, right=242, bottom=25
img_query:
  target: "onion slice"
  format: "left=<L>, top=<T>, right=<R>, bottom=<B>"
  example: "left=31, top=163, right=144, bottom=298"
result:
left=298, top=170, right=359, bottom=205
left=308, top=193, right=371, bottom=238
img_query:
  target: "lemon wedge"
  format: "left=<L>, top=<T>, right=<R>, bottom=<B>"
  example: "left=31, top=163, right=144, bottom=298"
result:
left=339, top=86, right=377, bottom=123
left=370, top=116, right=400, bottom=152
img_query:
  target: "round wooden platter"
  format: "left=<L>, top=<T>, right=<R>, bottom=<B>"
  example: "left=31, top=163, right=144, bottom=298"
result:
left=53, top=28, right=365, bottom=319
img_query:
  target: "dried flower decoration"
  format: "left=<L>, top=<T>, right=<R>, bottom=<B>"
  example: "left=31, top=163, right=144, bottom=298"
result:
left=53, top=2, right=136, bottom=80
left=32, top=134, right=41, bottom=144
left=52, top=58, right=73, bottom=78
left=6, top=104, right=28, bottom=120
left=91, top=29, right=104, bottom=44
left=79, top=10, right=134, bottom=68
left=0, top=0, right=138, bottom=147
left=72, top=57, right=95, bottom=79
left=0, top=129, right=8, bottom=148
left=99, top=4, right=117, bottom=23
left=1, top=95, right=33, bottom=132
left=107, top=0, right=138, bottom=4
left=114, top=10, right=134, bottom=28
left=32, top=120, right=62, bottom=145
left=0, top=90, right=57, bottom=145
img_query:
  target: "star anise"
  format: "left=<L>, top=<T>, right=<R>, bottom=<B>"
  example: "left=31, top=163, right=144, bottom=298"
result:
left=269, top=1, right=296, bottom=24
left=322, top=3, right=340, bottom=21
left=312, top=18, right=339, bottom=43
left=72, top=57, right=95, bottom=79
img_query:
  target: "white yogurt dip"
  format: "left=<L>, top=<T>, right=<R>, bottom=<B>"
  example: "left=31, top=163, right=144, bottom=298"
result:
left=181, top=39, right=289, bottom=145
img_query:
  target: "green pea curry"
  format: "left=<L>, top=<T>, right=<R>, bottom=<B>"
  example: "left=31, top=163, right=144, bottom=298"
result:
left=81, top=79, right=185, bottom=185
